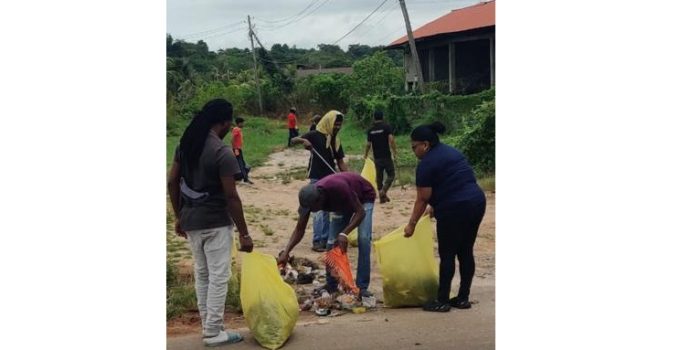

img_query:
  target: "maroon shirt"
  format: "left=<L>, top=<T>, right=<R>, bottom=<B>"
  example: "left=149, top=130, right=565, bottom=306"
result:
left=316, top=172, right=376, bottom=213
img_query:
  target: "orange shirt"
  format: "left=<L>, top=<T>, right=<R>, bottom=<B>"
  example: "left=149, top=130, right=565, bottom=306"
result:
left=232, top=127, right=243, bottom=149
left=287, top=113, right=297, bottom=129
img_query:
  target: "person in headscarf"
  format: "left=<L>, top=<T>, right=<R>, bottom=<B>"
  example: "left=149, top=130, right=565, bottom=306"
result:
left=290, top=110, right=348, bottom=252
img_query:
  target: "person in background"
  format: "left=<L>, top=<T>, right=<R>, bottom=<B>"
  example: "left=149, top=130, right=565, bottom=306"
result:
left=167, top=98, right=254, bottom=346
left=278, top=172, right=376, bottom=299
left=291, top=110, right=348, bottom=252
left=309, top=114, right=322, bottom=131
left=287, top=107, right=299, bottom=147
left=364, top=110, right=397, bottom=203
left=404, top=122, right=486, bottom=312
left=231, top=117, right=254, bottom=185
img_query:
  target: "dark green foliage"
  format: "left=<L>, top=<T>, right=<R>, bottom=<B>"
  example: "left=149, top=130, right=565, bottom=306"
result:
left=349, top=88, right=495, bottom=134
left=451, top=100, right=495, bottom=175
left=293, top=73, right=351, bottom=113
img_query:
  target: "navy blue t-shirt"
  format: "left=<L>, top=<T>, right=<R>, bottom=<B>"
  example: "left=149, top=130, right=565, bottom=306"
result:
left=415, top=143, right=485, bottom=218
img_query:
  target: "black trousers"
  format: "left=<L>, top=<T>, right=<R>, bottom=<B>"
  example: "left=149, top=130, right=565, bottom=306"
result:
left=288, top=128, right=299, bottom=147
left=234, top=148, right=249, bottom=181
left=435, top=198, right=486, bottom=302
left=374, top=157, right=395, bottom=193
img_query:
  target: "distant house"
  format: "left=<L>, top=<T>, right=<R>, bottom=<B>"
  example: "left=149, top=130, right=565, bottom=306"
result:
left=385, top=0, right=495, bottom=94
left=295, top=66, right=353, bottom=78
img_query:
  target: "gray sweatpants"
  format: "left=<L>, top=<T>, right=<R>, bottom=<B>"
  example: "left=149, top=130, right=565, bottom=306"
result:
left=186, top=225, right=234, bottom=337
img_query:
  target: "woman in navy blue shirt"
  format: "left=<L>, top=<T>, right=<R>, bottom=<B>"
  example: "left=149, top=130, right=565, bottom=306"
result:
left=404, top=122, right=486, bottom=312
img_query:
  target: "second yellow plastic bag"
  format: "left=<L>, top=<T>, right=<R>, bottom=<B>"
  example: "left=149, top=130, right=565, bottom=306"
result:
left=348, top=158, right=378, bottom=247
left=240, top=251, right=299, bottom=350
left=374, top=216, right=439, bottom=307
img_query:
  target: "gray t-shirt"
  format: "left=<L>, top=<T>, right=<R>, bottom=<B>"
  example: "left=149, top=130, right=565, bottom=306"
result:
left=174, top=131, right=240, bottom=231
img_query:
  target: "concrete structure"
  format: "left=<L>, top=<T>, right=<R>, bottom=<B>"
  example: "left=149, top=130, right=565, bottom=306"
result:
left=386, top=0, right=495, bottom=94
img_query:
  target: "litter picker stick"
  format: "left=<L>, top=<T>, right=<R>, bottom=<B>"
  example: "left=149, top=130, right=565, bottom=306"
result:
left=310, top=147, right=338, bottom=175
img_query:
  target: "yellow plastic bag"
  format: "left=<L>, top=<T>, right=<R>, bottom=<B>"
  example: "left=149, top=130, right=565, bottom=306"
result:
left=348, top=158, right=379, bottom=247
left=240, top=252, right=299, bottom=350
left=360, top=157, right=378, bottom=192
left=374, top=216, right=439, bottom=307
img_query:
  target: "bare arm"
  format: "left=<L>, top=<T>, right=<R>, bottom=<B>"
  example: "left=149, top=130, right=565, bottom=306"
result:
left=291, top=137, right=311, bottom=149
left=221, top=175, right=254, bottom=252
left=167, top=161, right=185, bottom=238
left=336, top=194, right=365, bottom=253
left=388, top=134, right=397, bottom=160
left=277, top=210, right=312, bottom=265
left=364, top=142, right=372, bottom=159
left=336, top=158, right=349, bottom=172
left=404, top=186, right=432, bottom=237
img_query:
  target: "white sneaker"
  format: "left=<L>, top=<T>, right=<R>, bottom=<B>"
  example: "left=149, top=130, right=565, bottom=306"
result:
left=203, top=330, right=243, bottom=347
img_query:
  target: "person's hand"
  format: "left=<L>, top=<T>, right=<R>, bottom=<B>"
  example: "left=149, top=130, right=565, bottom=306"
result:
left=303, top=140, right=313, bottom=150
left=277, top=250, right=290, bottom=267
left=337, top=234, right=349, bottom=253
left=175, top=221, right=187, bottom=239
left=239, top=235, right=253, bottom=252
left=404, top=222, right=416, bottom=238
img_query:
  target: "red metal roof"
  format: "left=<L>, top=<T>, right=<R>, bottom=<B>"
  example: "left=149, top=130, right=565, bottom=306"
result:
left=388, top=0, right=495, bottom=47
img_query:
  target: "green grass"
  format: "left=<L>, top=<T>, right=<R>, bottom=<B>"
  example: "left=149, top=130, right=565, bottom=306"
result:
left=166, top=115, right=289, bottom=169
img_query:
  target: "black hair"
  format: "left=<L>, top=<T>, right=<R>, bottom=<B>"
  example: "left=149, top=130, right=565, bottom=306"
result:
left=179, top=98, right=233, bottom=171
left=290, top=108, right=296, bottom=113
left=312, top=114, right=322, bottom=123
left=235, top=117, right=244, bottom=124
left=410, top=121, right=446, bottom=146
left=373, top=110, right=384, bottom=120
left=335, top=114, right=344, bottom=123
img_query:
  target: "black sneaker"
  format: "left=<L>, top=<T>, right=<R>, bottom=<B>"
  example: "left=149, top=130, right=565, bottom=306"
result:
left=449, top=296, right=472, bottom=309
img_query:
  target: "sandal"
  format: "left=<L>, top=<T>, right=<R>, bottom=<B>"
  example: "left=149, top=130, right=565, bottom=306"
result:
left=449, top=297, right=472, bottom=309
left=422, top=300, right=451, bottom=312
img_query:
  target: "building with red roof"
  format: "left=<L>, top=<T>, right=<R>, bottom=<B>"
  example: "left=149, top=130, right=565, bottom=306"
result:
left=386, top=0, right=495, bottom=94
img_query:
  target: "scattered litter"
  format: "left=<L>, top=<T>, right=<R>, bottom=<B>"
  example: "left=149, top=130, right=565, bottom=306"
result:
left=352, top=307, right=366, bottom=314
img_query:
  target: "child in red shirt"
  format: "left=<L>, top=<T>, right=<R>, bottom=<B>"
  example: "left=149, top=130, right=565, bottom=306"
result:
left=232, top=117, right=253, bottom=184
left=287, top=107, right=299, bottom=147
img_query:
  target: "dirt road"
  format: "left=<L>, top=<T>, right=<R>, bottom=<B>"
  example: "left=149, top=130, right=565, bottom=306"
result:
left=167, top=148, right=495, bottom=349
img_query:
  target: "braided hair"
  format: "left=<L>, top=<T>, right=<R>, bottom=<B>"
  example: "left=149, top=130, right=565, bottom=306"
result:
left=178, top=99, right=233, bottom=171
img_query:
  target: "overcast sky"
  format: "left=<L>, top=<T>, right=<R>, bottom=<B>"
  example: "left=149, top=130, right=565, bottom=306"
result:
left=167, top=0, right=480, bottom=51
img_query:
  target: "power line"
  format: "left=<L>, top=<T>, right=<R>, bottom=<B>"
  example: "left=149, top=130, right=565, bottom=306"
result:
left=177, top=20, right=246, bottom=39
left=258, top=0, right=333, bottom=31
left=200, top=26, right=249, bottom=40
left=332, top=0, right=391, bottom=45
left=351, top=1, right=401, bottom=40
left=257, top=0, right=322, bottom=24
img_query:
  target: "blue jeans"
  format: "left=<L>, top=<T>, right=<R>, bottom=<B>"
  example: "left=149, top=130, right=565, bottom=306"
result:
left=325, top=202, right=374, bottom=292
left=310, top=179, right=330, bottom=245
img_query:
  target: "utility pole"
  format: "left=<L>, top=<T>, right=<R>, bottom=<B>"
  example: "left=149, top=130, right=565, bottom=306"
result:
left=247, top=15, right=263, bottom=114
left=398, top=0, right=425, bottom=93
left=251, top=30, right=283, bottom=72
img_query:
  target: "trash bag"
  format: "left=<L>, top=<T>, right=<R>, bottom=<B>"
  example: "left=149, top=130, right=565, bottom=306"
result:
left=348, top=158, right=379, bottom=247
left=240, top=251, right=299, bottom=350
left=374, top=216, right=439, bottom=307
left=360, top=157, right=378, bottom=193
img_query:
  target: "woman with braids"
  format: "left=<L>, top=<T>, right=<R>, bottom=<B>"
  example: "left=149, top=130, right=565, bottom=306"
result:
left=404, top=122, right=486, bottom=312
left=167, top=98, right=253, bottom=346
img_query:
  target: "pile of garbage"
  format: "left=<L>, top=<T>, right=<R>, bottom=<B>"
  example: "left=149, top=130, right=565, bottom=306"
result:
left=280, top=255, right=377, bottom=317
